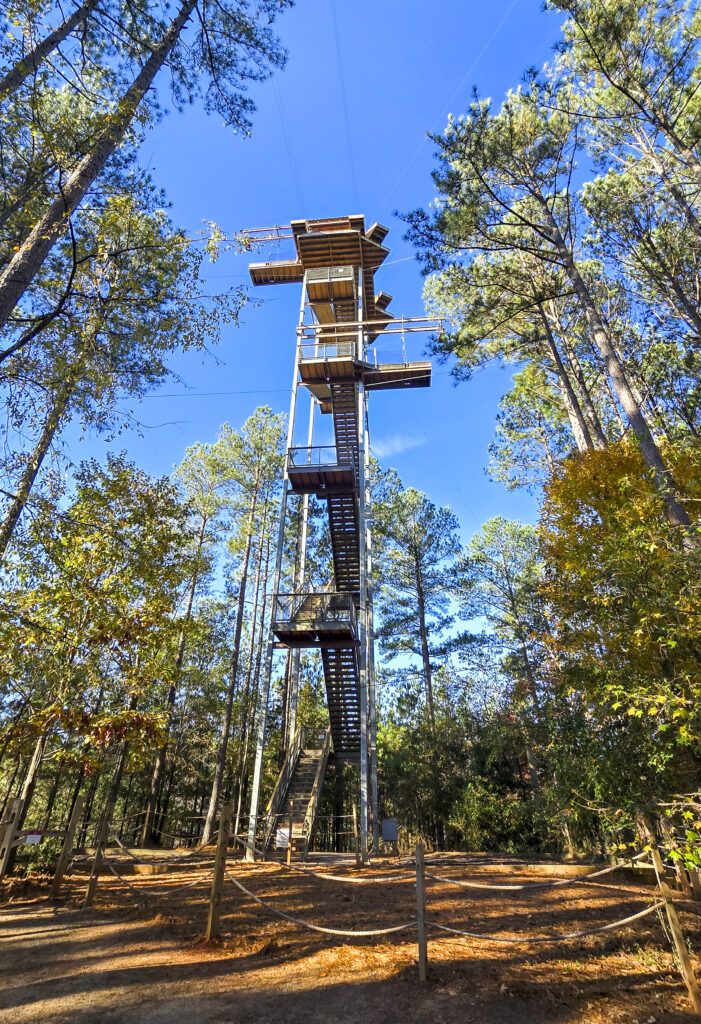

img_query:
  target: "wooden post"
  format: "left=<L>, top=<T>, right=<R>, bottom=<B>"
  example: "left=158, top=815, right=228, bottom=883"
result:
left=0, top=798, right=22, bottom=882
left=83, top=800, right=115, bottom=908
left=50, top=794, right=85, bottom=898
left=206, top=802, right=233, bottom=941
left=660, top=817, right=693, bottom=897
left=415, top=842, right=427, bottom=983
left=352, top=803, right=360, bottom=867
left=689, top=868, right=701, bottom=902
left=639, top=814, right=701, bottom=1013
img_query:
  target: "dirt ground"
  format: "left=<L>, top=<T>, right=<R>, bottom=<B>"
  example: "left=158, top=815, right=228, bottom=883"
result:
left=1, top=850, right=699, bottom=1024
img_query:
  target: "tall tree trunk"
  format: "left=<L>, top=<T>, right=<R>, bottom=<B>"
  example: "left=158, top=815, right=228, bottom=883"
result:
left=541, top=202, right=693, bottom=534
left=414, top=559, right=435, bottom=728
left=637, top=133, right=701, bottom=241
left=0, top=378, right=74, bottom=562
left=5, top=730, right=47, bottom=875
left=201, top=483, right=259, bottom=845
left=0, top=0, right=198, bottom=330
left=547, top=303, right=608, bottom=447
left=533, top=293, right=594, bottom=451
left=0, top=0, right=102, bottom=101
left=41, top=762, right=63, bottom=831
left=233, top=524, right=271, bottom=841
left=141, top=513, right=208, bottom=845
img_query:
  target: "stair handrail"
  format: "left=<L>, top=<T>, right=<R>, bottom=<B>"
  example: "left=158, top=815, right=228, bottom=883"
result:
left=262, top=722, right=308, bottom=850
left=302, top=725, right=333, bottom=860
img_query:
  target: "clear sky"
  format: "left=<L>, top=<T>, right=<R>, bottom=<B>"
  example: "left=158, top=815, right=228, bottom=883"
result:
left=88, top=0, right=566, bottom=542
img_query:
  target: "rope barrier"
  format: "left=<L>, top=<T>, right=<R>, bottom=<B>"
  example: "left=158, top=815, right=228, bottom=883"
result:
left=103, top=858, right=209, bottom=898
left=426, top=901, right=664, bottom=944
left=225, top=869, right=417, bottom=938
left=425, top=852, right=650, bottom=893
left=285, top=861, right=412, bottom=885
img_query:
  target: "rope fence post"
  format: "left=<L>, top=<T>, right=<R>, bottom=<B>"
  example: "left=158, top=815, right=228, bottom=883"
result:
left=50, top=794, right=84, bottom=898
left=206, top=802, right=233, bottom=941
left=0, top=797, right=22, bottom=881
left=83, top=800, right=115, bottom=908
left=660, top=817, right=693, bottom=898
left=415, top=841, right=427, bottom=982
left=638, top=814, right=701, bottom=1013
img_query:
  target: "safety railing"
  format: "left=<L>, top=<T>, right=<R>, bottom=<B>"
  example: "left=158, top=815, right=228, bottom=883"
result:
left=274, top=589, right=357, bottom=634
left=298, top=338, right=358, bottom=361
left=287, top=445, right=353, bottom=470
left=262, top=723, right=309, bottom=851
left=303, top=725, right=332, bottom=859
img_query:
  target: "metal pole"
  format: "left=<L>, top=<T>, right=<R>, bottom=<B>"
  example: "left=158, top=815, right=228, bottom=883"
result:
left=356, top=265, right=369, bottom=865
left=287, top=392, right=315, bottom=746
left=245, top=277, right=306, bottom=862
left=364, top=394, right=379, bottom=855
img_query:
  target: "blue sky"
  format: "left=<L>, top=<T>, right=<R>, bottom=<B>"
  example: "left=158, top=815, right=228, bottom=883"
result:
left=92, top=0, right=566, bottom=542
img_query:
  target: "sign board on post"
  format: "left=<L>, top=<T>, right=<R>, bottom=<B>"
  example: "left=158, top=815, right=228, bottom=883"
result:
left=381, top=819, right=398, bottom=843
left=25, top=831, right=42, bottom=845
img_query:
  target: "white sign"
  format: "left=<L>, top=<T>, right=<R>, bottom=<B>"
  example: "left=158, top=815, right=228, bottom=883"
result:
left=25, top=831, right=42, bottom=845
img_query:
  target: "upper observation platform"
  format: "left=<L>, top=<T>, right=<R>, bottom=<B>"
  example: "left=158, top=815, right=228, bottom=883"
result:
left=248, top=215, right=393, bottom=330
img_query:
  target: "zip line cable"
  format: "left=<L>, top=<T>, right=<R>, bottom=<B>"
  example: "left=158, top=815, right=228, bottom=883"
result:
left=329, top=0, right=361, bottom=210
left=378, top=0, right=521, bottom=216
left=272, top=77, right=307, bottom=217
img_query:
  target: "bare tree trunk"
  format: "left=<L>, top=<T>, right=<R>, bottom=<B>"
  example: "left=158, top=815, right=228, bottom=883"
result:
left=547, top=303, right=608, bottom=447
left=233, top=524, right=272, bottom=841
left=5, top=730, right=47, bottom=874
left=536, top=302, right=594, bottom=452
left=201, top=483, right=260, bottom=845
left=0, top=0, right=198, bottom=330
left=414, top=560, right=435, bottom=728
left=141, top=513, right=208, bottom=845
left=0, top=0, right=102, bottom=101
left=0, top=379, right=73, bottom=562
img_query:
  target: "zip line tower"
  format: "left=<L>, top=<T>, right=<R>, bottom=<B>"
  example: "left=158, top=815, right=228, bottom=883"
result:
left=244, top=215, right=432, bottom=862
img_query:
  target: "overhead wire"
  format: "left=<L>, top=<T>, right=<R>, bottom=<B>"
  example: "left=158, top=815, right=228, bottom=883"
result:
left=272, top=77, right=307, bottom=216
left=329, top=0, right=360, bottom=210
left=377, top=0, right=522, bottom=216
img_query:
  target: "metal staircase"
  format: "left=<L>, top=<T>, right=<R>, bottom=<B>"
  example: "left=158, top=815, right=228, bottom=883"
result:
left=263, top=725, right=331, bottom=854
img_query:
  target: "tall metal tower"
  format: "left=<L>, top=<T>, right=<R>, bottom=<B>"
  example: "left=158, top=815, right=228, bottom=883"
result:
left=244, top=216, right=431, bottom=862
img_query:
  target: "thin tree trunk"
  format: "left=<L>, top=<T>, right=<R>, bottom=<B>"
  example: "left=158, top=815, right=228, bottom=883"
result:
left=41, top=762, right=63, bottom=831
left=548, top=304, right=608, bottom=447
left=533, top=292, right=594, bottom=451
left=638, top=134, right=701, bottom=241
left=541, top=202, right=693, bottom=534
left=233, top=523, right=271, bottom=841
left=0, top=0, right=198, bottom=330
left=201, top=483, right=259, bottom=845
left=414, top=559, right=435, bottom=728
left=0, top=379, right=74, bottom=562
left=141, top=513, right=207, bottom=844
left=0, top=0, right=102, bottom=101
left=5, top=730, right=47, bottom=874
